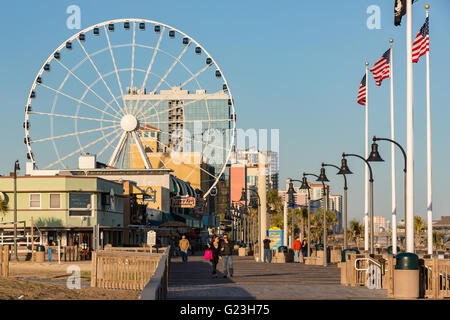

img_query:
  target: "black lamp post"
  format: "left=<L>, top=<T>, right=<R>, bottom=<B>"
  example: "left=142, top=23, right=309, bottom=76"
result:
left=299, top=175, right=311, bottom=257
left=13, top=160, right=20, bottom=261
left=323, top=160, right=352, bottom=249
left=304, top=170, right=329, bottom=267
left=373, top=135, right=407, bottom=255
left=342, top=144, right=383, bottom=255
left=240, top=187, right=260, bottom=249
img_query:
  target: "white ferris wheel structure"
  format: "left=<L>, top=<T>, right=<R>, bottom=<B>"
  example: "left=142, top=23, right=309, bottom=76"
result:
left=23, top=18, right=236, bottom=198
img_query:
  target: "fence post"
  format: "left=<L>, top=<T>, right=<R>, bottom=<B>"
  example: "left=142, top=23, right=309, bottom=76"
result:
left=3, top=245, right=9, bottom=278
left=432, top=256, right=439, bottom=299
left=91, top=251, right=97, bottom=287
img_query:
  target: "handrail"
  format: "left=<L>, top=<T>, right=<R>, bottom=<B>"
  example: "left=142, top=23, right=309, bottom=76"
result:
left=355, top=257, right=382, bottom=271
left=140, top=245, right=171, bottom=300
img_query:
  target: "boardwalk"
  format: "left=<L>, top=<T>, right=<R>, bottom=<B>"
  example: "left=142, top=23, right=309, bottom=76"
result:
left=167, top=254, right=388, bottom=300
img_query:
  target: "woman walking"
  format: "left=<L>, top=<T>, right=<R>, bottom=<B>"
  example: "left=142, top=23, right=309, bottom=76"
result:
left=301, top=239, right=308, bottom=262
left=208, top=236, right=221, bottom=278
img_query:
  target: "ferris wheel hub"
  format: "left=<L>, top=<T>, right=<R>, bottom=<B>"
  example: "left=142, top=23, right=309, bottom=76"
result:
left=120, top=114, right=139, bottom=132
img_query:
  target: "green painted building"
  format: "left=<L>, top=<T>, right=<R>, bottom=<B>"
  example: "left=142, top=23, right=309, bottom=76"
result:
left=0, top=175, right=125, bottom=247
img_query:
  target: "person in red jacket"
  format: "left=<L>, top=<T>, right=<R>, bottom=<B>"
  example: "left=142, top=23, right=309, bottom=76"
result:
left=293, top=236, right=302, bottom=263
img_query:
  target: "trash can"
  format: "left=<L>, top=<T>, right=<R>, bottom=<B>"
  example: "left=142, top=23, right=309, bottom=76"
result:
left=394, top=252, right=419, bottom=299
left=278, top=246, right=287, bottom=253
left=341, top=248, right=360, bottom=262
left=387, top=246, right=401, bottom=255
left=35, top=245, right=45, bottom=263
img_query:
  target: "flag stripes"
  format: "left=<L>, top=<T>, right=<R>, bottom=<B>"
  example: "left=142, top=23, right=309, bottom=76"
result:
left=412, top=17, right=429, bottom=63
left=357, top=74, right=367, bottom=106
left=370, top=49, right=391, bottom=86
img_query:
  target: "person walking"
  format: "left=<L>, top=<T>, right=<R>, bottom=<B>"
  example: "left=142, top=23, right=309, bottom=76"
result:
left=220, top=234, right=234, bottom=278
left=293, top=236, right=302, bottom=263
left=301, top=239, right=308, bottom=262
left=207, top=236, right=221, bottom=278
left=263, top=236, right=272, bottom=263
left=179, top=235, right=190, bottom=263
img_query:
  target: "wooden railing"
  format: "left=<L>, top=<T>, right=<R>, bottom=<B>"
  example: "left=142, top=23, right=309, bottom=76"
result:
left=91, top=248, right=165, bottom=291
left=140, top=246, right=172, bottom=300
left=0, top=245, right=9, bottom=278
left=422, top=257, right=450, bottom=299
left=340, top=252, right=450, bottom=299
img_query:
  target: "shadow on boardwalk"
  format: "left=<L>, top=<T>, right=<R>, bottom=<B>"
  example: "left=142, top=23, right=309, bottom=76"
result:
left=167, top=254, right=388, bottom=300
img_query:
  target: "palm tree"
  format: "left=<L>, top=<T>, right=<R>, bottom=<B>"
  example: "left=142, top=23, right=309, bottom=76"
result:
left=350, top=219, right=363, bottom=248
left=432, top=231, right=444, bottom=250
left=414, top=215, right=425, bottom=248
left=309, top=209, right=337, bottom=243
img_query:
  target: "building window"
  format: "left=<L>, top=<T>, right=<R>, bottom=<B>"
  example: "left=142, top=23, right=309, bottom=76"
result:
left=49, top=193, right=61, bottom=209
left=69, top=193, right=92, bottom=216
left=29, top=194, right=41, bottom=208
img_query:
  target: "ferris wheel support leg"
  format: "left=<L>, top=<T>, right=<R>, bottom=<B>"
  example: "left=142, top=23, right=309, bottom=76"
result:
left=131, top=131, right=152, bottom=169
left=108, top=132, right=128, bottom=168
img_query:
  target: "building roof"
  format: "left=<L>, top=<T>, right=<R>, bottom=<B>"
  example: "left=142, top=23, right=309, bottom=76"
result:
left=139, top=125, right=161, bottom=131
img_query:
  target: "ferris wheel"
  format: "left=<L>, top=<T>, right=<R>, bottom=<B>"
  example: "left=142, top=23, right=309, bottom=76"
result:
left=23, top=18, right=236, bottom=197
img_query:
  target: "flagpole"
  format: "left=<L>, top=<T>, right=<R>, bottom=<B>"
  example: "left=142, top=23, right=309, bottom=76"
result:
left=425, top=4, right=433, bottom=255
left=364, top=61, right=369, bottom=252
left=405, top=0, right=415, bottom=253
left=389, top=39, right=398, bottom=255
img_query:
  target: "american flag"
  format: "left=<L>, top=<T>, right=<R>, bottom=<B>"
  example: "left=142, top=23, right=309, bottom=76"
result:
left=357, top=74, right=367, bottom=106
left=370, top=48, right=391, bottom=86
left=412, top=17, right=429, bottom=63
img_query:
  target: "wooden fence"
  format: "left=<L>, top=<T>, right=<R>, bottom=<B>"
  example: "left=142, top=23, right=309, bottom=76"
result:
left=140, top=246, right=172, bottom=300
left=0, top=245, right=9, bottom=278
left=91, top=248, right=165, bottom=290
left=339, top=252, right=450, bottom=299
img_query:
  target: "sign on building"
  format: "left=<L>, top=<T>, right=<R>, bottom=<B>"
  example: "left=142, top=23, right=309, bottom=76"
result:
left=171, top=196, right=196, bottom=208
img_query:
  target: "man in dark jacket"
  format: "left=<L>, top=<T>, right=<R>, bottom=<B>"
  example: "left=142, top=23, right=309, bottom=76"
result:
left=220, top=234, right=234, bottom=278
left=263, top=236, right=272, bottom=263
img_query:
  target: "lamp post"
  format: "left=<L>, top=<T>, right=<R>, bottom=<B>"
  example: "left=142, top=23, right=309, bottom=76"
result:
left=13, top=160, right=20, bottom=262
left=373, top=136, right=406, bottom=255
left=299, top=175, right=311, bottom=257
left=240, top=187, right=260, bottom=258
left=343, top=142, right=383, bottom=255
left=323, top=160, right=352, bottom=250
left=286, top=179, right=296, bottom=247
left=304, top=170, right=329, bottom=267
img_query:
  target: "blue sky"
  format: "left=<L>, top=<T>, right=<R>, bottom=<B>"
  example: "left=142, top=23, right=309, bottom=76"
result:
left=0, top=0, right=449, bottom=222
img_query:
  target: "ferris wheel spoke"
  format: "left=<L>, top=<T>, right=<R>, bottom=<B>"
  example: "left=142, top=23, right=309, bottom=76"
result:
left=97, top=130, right=122, bottom=157
left=142, top=96, right=207, bottom=121
left=151, top=43, right=191, bottom=94
left=159, top=138, right=219, bottom=181
left=141, top=27, right=166, bottom=90
left=131, top=131, right=152, bottom=169
left=104, top=26, right=125, bottom=104
left=137, top=99, right=165, bottom=119
left=77, top=39, right=126, bottom=115
left=179, top=64, right=212, bottom=88
left=44, top=127, right=121, bottom=169
left=31, top=124, right=119, bottom=144
left=130, top=22, right=137, bottom=92
left=38, top=83, right=121, bottom=120
left=141, top=118, right=231, bottom=125
left=107, top=131, right=128, bottom=167
left=157, top=130, right=230, bottom=152
left=54, top=59, right=123, bottom=119
left=30, top=111, right=119, bottom=123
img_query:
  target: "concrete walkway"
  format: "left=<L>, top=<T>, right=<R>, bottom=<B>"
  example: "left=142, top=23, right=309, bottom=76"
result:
left=167, top=254, right=388, bottom=300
